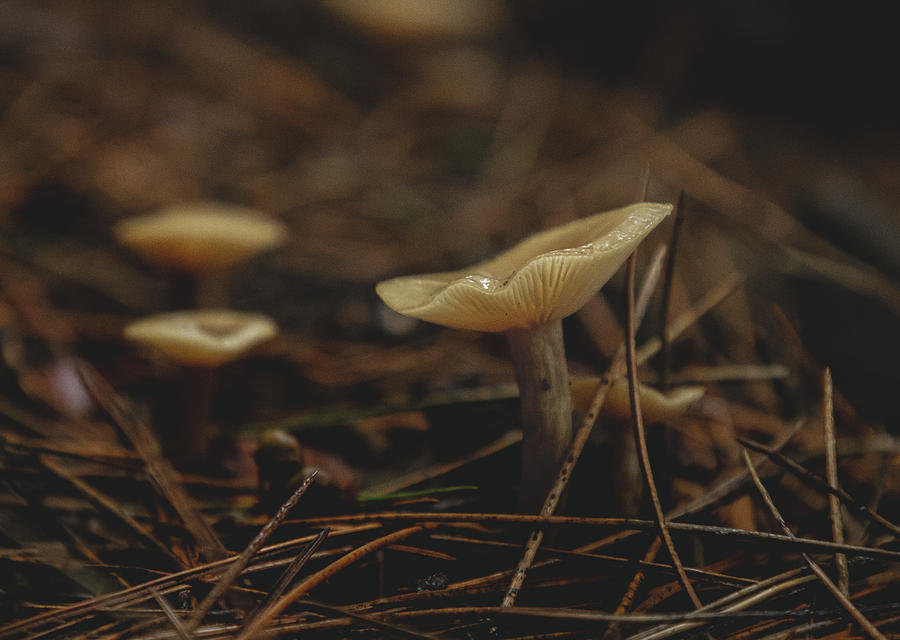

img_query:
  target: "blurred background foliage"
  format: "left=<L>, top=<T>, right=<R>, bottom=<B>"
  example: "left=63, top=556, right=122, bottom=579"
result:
left=1, top=0, right=899, bottom=464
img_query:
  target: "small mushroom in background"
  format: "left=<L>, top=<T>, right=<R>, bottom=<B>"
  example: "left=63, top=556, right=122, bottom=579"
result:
left=571, top=377, right=705, bottom=516
left=570, top=378, right=705, bottom=425
left=124, top=309, right=278, bottom=466
left=114, top=202, right=288, bottom=307
left=255, top=428, right=358, bottom=515
left=376, top=202, right=672, bottom=511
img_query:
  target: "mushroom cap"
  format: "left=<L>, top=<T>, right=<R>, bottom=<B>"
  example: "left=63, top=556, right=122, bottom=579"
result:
left=376, top=202, right=672, bottom=333
left=124, top=309, right=278, bottom=367
left=115, top=202, right=288, bottom=272
left=571, top=377, right=705, bottom=424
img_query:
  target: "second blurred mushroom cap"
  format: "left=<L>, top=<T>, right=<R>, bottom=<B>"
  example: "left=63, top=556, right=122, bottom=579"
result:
left=124, top=309, right=278, bottom=367
left=571, top=377, right=705, bottom=424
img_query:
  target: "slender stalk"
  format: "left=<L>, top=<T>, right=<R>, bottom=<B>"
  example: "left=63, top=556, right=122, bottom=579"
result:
left=659, top=191, right=684, bottom=390
left=172, top=271, right=200, bottom=309
left=196, top=272, right=228, bottom=308
left=172, top=270, right=226, bottom=308
left=505, top=320, right=573, bottom=512
left=181, top=365, right=215, bottom=465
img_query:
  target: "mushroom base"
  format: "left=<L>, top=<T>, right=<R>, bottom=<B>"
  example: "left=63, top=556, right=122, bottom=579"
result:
left=506, top=320, right=574, bottom=513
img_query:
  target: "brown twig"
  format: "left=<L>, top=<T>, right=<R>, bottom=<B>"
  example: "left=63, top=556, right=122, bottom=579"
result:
left=615, top=536, right=662, bottom=616
left=431, top=534, right=752, bottom=587
left=298, top=600, right=441, bottom=640
left=236, top=526, right=427, bottom=640
left=665, top=363, right=789, bottom=384
left=772, top=305, right=872, bottom=434
left=741, top=449, right=887, bottom=640
left=353, top=575, right=601, bottom=615
left=0, top=525, right=378, bottom=639
left=243, top=528, right=331, bottom=628
left=0, top=427, right=141, bottom=468
left=625, top=251, right=701, bottom=609
left=636, top=161, right=652, bottom=203
left=622, top=568, right=813, bottom=640
left=737, top=437, right=900, bottom=537
left=578, top=416, right=805, bottom=559
left=77, top=361, right=228, bottom=563
left=636, top=270, right=746, bottom=364
left=286, top=512, right=900, bottom=561
left=634, top=244, right=668, bottom=326
left=230, top=603, right=900, bottom=632
left=40, top=454, right=182, bottom=568
left=148, top=587, right=192, bottom=640
left=361, top=430, right=522, bottom=497
left=602, top=536, right=663, bottom=640
left=823, top=368, right=850, bottom=596
left=183, top=472, right=319, bottom=633
left=856, top=453, right=892, bottom=545
left=659, top=190, right=684, bottom=390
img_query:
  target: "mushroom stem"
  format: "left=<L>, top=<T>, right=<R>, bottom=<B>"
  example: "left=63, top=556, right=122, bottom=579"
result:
left=172, top=271, right=200, bottom=309
left=180, top=365, right=215, bottom=465
left=196, top=272, right=228, bottom=308
left=506, top=320, right=573, bottom=512
left=172, top=272, right=226, bottom=308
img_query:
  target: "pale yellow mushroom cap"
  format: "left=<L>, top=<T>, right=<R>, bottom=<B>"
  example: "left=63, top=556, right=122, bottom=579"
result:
left=571, top=377, right=705, bottom=424
left=124, top=309, right=278, bottom=368
left=115, top=203, right=288, bottom=272
left=376, top=203, right=672, bottom=333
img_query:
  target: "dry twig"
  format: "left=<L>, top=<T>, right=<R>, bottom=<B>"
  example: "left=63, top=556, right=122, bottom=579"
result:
left=243, top=529, right=331, bottom=628
left=183, top=472, right=319, bottom=632
left=741, top=449, right=887, bottom=640
left=625, top=251, right=701, bottom=608
left=237, top=526, right=427, bottom=640
left=737, top=437, right=900, bottom=537
left=823, top=368, right=850, bottom=596
left=77, top=362, right=228, bottom=563
left=658, top=190, right=684, bottom=390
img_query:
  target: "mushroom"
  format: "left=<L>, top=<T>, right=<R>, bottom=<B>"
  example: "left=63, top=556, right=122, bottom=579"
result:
left=114, top=202, right=288, bottom=306
left=570, top=377, right=705, bottom=425
left=572, top=377, right=704, bottom=515
left=124, top=309, right=278, bottom=464
left=376, top=202, right=672, bottom=509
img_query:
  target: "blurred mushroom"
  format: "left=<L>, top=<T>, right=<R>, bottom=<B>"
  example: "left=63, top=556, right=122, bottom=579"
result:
left=124, top=309, right=278, bottom=465
left=570, top=377, right=705, bottom=424
left=571, top=377, right=704, bottom=515
left=114, top=202, right=288, bottom=306
left=377, top=202, right=671, bottom=510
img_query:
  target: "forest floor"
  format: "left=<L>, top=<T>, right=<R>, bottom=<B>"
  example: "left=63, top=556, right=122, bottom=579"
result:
left=0, top=2, right=898, bottom=638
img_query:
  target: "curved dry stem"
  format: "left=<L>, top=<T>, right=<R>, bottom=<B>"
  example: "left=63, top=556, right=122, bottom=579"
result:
left=624, top=252, right=702, bottom=610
